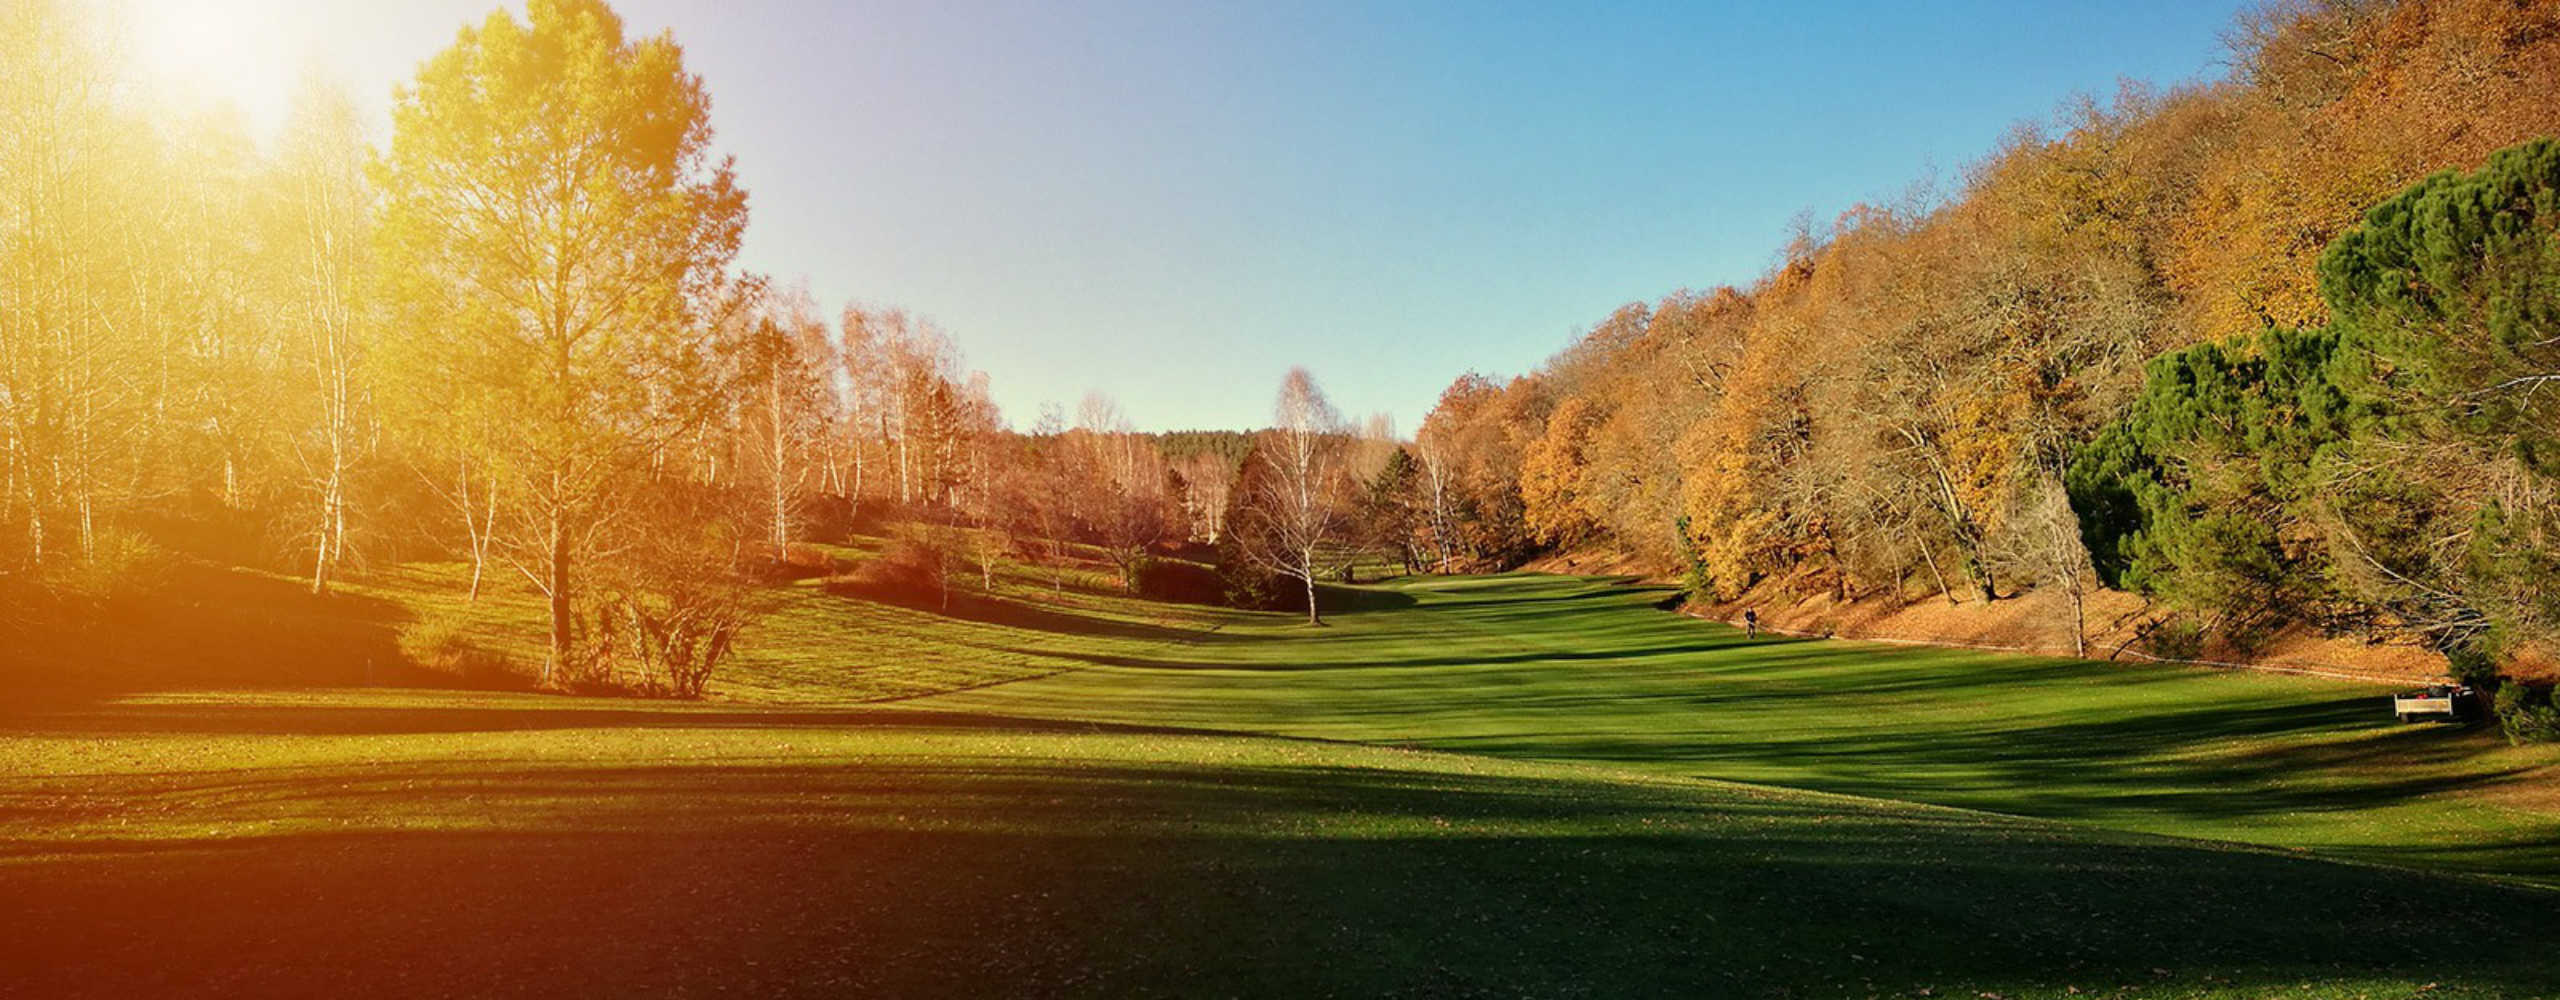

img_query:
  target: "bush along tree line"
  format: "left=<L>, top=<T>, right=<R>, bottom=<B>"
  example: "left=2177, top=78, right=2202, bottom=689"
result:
left=1394, top=1, right=2560, bottom=739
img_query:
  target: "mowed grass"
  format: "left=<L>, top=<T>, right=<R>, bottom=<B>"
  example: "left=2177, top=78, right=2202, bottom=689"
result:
left=4, top=562, right=2559, bottom=996
left=5, top=689, right=2557, bottom=998
left=930, top=574, right=2560, bottom=884
left=347, top=543, right=1248, bottom=703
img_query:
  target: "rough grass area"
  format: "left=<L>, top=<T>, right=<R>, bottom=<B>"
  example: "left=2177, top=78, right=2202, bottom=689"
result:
left=4, top=566, right=2558, bottom=996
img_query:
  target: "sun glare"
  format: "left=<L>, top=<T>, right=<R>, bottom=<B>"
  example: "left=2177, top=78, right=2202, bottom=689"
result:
left=127, top=0, right=305, bottom=136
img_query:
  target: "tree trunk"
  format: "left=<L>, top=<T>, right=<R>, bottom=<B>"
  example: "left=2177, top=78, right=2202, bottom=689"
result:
left=2067, top=584, right=2088, bottom=657
left=766, top=363, right=790, bottom=552
left=23, top=483, right=42, bottom=566
left=848, top=433, right=866, bottom=521
left=546, top=513, right=572, bottom=686
left=310, top=488, right=336, bottom=596
left=1302, top=551, right=1321, bottom=626
left=1918, top=542, right=1957, bottom=606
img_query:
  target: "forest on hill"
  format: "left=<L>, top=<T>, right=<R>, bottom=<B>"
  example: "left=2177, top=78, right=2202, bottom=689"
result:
left=1404, top=0, right=2560, bottom=706
left=5, top=0, right=2560, bottom=739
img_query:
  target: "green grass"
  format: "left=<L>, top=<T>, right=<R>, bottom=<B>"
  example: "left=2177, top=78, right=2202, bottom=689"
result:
left=4, top=561, right=2558, bottom=996
left=924, top=573, right=2560, bottom=885
left=346, top=545, right=1246, bottom=703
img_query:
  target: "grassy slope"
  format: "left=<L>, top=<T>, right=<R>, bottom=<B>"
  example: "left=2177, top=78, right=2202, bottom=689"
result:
left=5, top=561, right=2559, bottom=996
left=926, top=574, right=2560, bottom=884
left=344, top=544, right=1252, bottom=703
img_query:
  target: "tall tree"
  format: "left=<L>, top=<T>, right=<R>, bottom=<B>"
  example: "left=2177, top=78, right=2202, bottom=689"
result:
left=1239, top=368, right=1346, bottom=625
left=1071, top=392, right=1169, bottom=591
left=373, top=0, right=748, bottom=681
left=1, top=0, right=149, bottom=568
left=267, top=80, right=374, bottom=594
left=738, top=285, right=834, bottom=552
left=1520, top=395, right=1603, bottom=546
left=2316, top=137, right=2560, bottom=659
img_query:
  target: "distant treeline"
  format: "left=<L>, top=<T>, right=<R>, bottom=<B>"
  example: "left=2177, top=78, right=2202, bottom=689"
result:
left=1404, top=0, right=2560, bottom=691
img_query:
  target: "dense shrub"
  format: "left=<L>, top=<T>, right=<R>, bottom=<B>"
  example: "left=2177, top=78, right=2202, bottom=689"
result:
left=1672, top=515, right=1712, bottom=601
left=1211, top=532, right=1286, bottom=611
left=1132, top=557, right=1226, bottom=606
left=2493, top=683, right=2560, bottom=745
left=2444, top=641, right=2502, bottom=688
left=825, top=530, right=954, bottom=605
left=797, top=494, right=856, bottom=543
left=2133, top=616, right=2209, bottom=663
left=397, top=609, right=518, bottom=684
left=586, top=581, right=751, bottom=698
left=569, top=485, right=766, bottom=697
left=745, top=541, right=839, bottom=583
left=37, top=529, right=169, bottom=610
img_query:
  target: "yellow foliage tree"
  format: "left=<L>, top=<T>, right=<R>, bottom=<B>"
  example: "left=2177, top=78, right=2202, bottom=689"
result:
left=373, top=0, right=749, bottom=681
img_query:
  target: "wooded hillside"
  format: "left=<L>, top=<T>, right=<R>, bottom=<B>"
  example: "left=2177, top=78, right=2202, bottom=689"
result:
left=1411, top=0, right=2560, bottom=683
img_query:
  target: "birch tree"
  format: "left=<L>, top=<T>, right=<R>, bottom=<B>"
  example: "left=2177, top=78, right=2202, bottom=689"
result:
left=1240, top=368, right=1347, bottom=625
left=373, top=0, right=749, bottom=681
left=740, top=285, right=833, bottom=552
left=1, top=0, right=144, bottom=568
left=268, top=80, right=372, bottom=594
left=1073, top=392, right=1170, bottom=591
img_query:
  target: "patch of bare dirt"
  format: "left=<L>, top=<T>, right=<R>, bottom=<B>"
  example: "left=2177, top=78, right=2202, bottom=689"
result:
left=1684, top=579, right=2455, bottom=683
left=1517, top=548, right=1663, bottom=578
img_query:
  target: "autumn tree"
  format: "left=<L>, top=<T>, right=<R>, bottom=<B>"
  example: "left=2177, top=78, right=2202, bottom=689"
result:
left=842, top=307, right=959, bottom=507
left=1170, top=449, right=1238, bottom=544
left=949, top=371, right=1008, bottom=590
left=1, top=0, right=151, bottom=569
left=1016, top=402, right=1080, bottom=591
left=373, top=0, right=749, bottom=681
left=1236, top=368, right=1347, bottom=624
left=1998, top=477, right=2098, bottom=656
left=736, top=285, right=835, bottom=552
left=266, top=80, right=374, bottom=594
left=1520, top=395, right=1602, bottom=546
left=1414, top=373, right=1544, bottom=569
left=1359, top=446, right=1427, bottom=574
left=1067, top=393, right=1172, bottom=591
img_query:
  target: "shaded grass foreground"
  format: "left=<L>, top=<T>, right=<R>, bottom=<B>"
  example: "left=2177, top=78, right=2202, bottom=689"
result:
left=2, top=691, right=2556, bottom=999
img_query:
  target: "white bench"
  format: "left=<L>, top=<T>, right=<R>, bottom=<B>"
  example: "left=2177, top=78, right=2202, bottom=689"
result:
left=2393, top=688, right=2466, bottom=722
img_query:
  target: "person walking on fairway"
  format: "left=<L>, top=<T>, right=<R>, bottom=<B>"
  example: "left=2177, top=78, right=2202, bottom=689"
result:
left=1743, top=609, right=1758, bottom=638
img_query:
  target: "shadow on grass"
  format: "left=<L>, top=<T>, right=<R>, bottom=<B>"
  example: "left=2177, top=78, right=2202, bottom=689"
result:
left=3, top=731, right=2555, bottom=999
left=0, top=697, right=1210, bottom=740
left=1309, top=582, right=1419, bottom=614
left=816, top=575, right=1414, bottom=652
left=0, top=563, right=443, bottom=708
left=819, top=581, right=1236, bottom=645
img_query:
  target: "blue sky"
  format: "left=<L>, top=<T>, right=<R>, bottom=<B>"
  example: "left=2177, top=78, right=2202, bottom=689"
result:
left=144, top=0, right=2253, bottom=432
